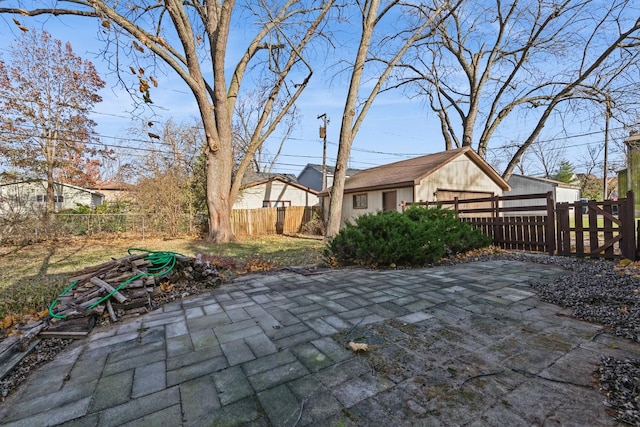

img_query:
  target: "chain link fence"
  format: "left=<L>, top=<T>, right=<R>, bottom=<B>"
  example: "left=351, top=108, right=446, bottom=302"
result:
left=1, top=207, right=324, bottom=244
left=1, top=212, right=205, bottom=244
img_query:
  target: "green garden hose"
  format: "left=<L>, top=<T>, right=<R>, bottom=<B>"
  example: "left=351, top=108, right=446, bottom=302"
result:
left=48, top=248, right=185, bottom=320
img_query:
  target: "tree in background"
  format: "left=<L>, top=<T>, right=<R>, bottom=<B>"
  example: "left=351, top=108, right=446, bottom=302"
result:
left=554, top=160, right=576, bottom=184
left=130, top=119, right=203, bottom=235
left=56, top=153, right=103, bottom=188
left=232, top=87, right=299, bottom=175
left=396, top=0, right=640, bottom=179
left=531, top=139, right=567, bottom=180
left=0, top=1, right=334, bottom=242
left=0, top=29, right=105, bottom=212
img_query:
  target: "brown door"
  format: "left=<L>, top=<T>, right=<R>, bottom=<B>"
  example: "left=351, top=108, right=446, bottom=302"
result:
left=383, top=191, right=397, bottom=211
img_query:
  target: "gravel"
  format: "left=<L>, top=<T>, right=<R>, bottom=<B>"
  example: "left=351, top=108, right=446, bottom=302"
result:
left=2, top=250, right=640, bottom=424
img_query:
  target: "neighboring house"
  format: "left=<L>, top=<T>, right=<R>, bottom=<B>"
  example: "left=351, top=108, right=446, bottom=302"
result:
left=0, top=180, right=105, bottom=215
left=321, top=147, right=510, bottom=227
left=297, top=164, right=362, bottom=192
left=576, top=173, right=618, bottom=200
left=504, top=174, right=581, bottom=214
left=233, top=172, right=319, bottom=209
left=88, top=182, right=134, bottom=204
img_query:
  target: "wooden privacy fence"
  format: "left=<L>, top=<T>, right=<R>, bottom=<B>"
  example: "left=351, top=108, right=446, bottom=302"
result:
left=231, top=206, right=321, bottom=237
left=402, top=191, right=637, bottom=261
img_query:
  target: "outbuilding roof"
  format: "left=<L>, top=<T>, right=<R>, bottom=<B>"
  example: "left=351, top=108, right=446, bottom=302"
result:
left=241, top=174, right=318, bottom=195
left=333, top=147, right=509, bottom=194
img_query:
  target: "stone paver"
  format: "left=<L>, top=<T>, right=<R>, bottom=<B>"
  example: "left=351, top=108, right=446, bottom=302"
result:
left=0, top=259, right=636, bottom=426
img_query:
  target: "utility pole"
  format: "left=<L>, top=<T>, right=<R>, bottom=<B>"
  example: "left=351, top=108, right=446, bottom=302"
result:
left=603, top=100, right=611, bottom=200
left=317, top=113, right=328, bottom=190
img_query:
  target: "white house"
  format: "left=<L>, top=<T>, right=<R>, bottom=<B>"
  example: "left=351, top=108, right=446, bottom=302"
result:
left=233, top=173, right=320, bottom=209
left=0, top=180, right=105, bottom=215
left=321, top=147, right=510, bottom=227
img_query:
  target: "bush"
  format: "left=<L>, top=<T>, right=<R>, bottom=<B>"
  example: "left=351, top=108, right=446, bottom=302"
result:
left=325, top=206, right=491, bottom=268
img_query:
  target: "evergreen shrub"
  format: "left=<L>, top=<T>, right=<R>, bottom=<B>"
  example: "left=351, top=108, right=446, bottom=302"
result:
left=325, top=206, right=491, bottom=268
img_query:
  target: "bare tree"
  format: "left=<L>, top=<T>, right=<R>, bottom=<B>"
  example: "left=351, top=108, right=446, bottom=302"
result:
left=395, top=0, right=640, bottom=179
left=126, top=118, right=205, bottom=234
left=325, top=0, right=454, bottom=238
left=134, top=119, right=203, bottom=179
left=0, top=29, right=105, bottom=212
left=530, top=139, right=567, bottom=179
left=0, top=0, right=335, bottom=242
left=577, top=144, right=604, bottom=199
left=232, top=87, right=299, bottom=174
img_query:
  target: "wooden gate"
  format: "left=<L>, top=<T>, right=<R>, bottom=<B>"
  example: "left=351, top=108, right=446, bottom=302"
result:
left=556, top=191, right=636, bottom=260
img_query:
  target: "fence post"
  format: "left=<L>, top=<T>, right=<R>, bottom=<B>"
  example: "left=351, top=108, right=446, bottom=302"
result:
left=622, top=191, right=636, bottom=260
left=492, top=195, right=502, bottom=248
left=545, top=192, right=555, bottom=256
left=556, top=202, right=571, bottom=256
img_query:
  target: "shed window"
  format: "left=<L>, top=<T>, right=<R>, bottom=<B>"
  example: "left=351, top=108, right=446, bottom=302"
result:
left=353, top=194, right=368, bottom=209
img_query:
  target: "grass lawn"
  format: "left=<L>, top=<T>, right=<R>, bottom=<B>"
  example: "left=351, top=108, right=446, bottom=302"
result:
left=0, top=235, right=326, bottom=319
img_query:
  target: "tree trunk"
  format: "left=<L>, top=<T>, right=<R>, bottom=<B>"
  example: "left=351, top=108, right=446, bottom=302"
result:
left=46, top=171, right=55, bottom=213
left=325, top=0, right=380, bottom=239
left=325, top=132, right=353, bottom=238
left=205, top=147, right=235, bottom=242
left=45, top=130, right=56, bottom=213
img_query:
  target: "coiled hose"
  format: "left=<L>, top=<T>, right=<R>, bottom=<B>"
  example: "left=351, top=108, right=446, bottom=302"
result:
left=49, top=248, right=184, bottom=320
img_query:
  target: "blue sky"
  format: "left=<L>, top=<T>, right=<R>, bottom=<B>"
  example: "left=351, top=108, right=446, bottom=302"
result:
left=0, top=6, right=626, bottom=180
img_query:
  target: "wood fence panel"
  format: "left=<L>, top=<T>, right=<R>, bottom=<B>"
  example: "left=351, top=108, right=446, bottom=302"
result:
left=231, top=206, right=321, bottom=237
left=409, top=192, right=557, bottom=255
left=409, top=191, right=636, bottom=260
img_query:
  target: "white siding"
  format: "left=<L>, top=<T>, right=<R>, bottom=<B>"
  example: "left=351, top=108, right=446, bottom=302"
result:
left=233, top=181, right=319, bottom=209
left=556, top=186, right=581, bottom=204
left=339, top=187, right=413, bottom=225
left=415, top=157, right=502, bottom=203
left=0, top=180, right=103, bottom=215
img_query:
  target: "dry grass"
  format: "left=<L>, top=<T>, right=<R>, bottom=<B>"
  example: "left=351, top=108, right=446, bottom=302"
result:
left=0, top=234, right=325, bottom=318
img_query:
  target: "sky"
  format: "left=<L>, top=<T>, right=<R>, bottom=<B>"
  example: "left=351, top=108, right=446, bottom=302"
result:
left=0, top=4, right=628, bottom=181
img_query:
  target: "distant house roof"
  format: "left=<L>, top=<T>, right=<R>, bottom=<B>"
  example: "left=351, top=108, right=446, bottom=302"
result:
left=241, top=171, right=298, bottom=186
left=89, top=181, right=133, bottom=191
left=331, top=147, right=509, bottom=194
left=300, top=164, right=362, bottom=177
left=241, top=173, right=318, bottom=195
left=509, top=174, right=580, bottom=190
left=1, top=179, right=105, bottom=197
